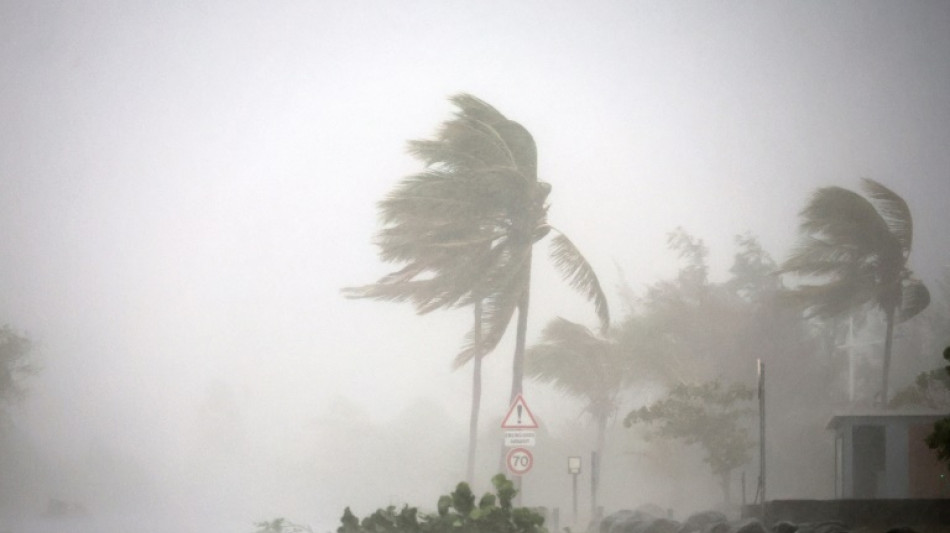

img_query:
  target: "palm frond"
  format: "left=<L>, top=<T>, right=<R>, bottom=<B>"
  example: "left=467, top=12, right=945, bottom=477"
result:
left=449, top=94, right=537, bottom=181
left=438, top=118, right=519, bottom=170
left=548, top=232, right=610, bottom=334
left=787, top=276, right=877, bottom=319
left=449, top=93, right=507, bottom=126
left=524, top=317, right=621, bottom=411
left=898, top=277, right=930, bottom=323
left=780, top=236, right=865, bottom=277
left=779, top=180, right=923, bottom=323
left=491, top=119, right=537, bottom=181
left=861, top=178, right=913, bottom=257
left=453, top=245, right=530, bottom=367
left=799, top=187, right=893, bottom=256
left=406, top=140, right=485, bottom=171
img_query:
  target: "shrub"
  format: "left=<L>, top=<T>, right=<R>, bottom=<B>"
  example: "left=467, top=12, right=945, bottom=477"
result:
left=337, top=474, right=545, bottom=533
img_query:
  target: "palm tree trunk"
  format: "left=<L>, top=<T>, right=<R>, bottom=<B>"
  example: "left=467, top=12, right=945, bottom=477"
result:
left=593, top=412, right=607, bottom=513
left=880, top=305, right=896, bottom=407
left=466, top=299, right=483, bottom=484
left=509, top=252, right=532, bottom=505
left=720, top=471, right=732, bottom=505
left=510, top=253, right=532, bottom=403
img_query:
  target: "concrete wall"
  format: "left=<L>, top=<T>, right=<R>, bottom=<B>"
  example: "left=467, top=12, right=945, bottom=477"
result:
left=742, top=499, right=950, bottom=528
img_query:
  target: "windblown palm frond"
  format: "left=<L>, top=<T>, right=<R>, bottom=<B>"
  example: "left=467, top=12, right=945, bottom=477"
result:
left=549, top=232, right=610, bottom=334
left=780, top=179, right=929, bottom=403
left=525, top=318, right=622, bottom=401
left=524, top=316, right=624, bottom=482
left=862, top=178, right=913, bottom=256
left=453, top=245, right=531, bottom=368
left=898, top=277, right=931, bottom=323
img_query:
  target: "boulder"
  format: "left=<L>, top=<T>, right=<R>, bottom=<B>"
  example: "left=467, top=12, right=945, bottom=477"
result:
left=601, top=510, right=640, bottom=533
left=601, top=509, right=680, bottom=533
left=794, top=521, right=850, bottom=533
left=729, top=519, right=767, bottom=533
left=770, top=521, right=798, bottom=533
left=679, top=510, right=728, bottom=533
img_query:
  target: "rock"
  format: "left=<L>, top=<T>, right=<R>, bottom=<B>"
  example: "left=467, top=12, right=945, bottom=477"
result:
left=679, top=510, right=728, bottom=533
left=601, top=509, right=681, bottom=533
left=636, top=504, right=669, bottom=520
left=641, top=518, right=680, bottom=533
left=601, top=510, right=639, bottom=533
left=770, top=521, right=798, bottom=533
left=701, top=523, right=731, bottom=533
left=729, top=519, right=767, bottom=533
left=794, top=521, right=850, bottom=533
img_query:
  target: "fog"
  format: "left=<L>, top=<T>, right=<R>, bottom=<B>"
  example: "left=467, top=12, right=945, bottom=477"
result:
left=1, top=2, right=949, bottom=532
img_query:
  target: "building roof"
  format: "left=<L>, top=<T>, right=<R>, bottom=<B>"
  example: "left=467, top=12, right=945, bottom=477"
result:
left=826, top=411, right=947, bottom=430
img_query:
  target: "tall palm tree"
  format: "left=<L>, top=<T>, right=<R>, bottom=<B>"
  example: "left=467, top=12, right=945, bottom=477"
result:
left=344, top=94, right=609, bottom=481
left=780, top=178, right=930, bottom=404
left=525, top=317, right=625, bottom=496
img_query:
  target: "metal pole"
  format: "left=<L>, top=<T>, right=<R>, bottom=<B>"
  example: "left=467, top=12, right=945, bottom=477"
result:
left=757, top=359, right=766, bottom=519
left=741, top=471, right=746, bottom=508
left=572, top=472, right=578, bottom=525
left=590, top=451, right=598, bottom=519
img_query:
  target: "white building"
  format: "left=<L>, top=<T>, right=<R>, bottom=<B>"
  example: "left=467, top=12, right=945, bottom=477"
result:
left=828, top=412, right=947, bottom=499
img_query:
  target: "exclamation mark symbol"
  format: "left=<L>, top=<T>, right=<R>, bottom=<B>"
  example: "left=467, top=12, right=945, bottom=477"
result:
left=517, top=405, right=523, bottom=425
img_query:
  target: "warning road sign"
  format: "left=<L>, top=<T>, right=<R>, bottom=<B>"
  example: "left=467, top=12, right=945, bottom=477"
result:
left=504, top=431, right=536, bottom=447
left=501, top=394, right=539, bottom=429
left=506, top=447, right=533, bottom=476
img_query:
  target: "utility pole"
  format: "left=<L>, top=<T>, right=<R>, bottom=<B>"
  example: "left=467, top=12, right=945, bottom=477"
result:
left=590, top=451, right=599, bottom=521
left=756, top=359, right=766, bottom=519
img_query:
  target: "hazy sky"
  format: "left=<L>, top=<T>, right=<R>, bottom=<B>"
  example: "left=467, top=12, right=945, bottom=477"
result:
left=1, top=1, right=949, bottom=530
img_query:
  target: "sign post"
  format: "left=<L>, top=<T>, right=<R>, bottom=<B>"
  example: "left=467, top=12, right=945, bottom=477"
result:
left=756, top=359, right=766, bottom=519
left=568, top=456, right=581, bottom=524
left=502, top=394, right=539, bottom=481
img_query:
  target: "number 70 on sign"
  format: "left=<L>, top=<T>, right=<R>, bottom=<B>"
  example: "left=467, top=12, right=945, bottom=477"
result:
left=505, top=447, right=533, bottom=475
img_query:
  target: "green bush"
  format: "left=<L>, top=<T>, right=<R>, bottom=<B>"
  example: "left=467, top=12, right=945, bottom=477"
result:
left=337, top=475, right=545, bottom=533
left=254, top=517, right=313, bottom=533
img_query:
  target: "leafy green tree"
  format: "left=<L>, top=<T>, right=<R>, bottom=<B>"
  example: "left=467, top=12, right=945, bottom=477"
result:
left=615, top=231, right=832, bottom=501
left=524, top=318, right=627, bottom=496
left=780, top=179, right=930, bottom=404
left=0, top=325, right=32, bottom=427
left=889, top=367, right=950, bottom=410
left=337, top=475, right=545, bottom=533
left=924, top=346, right=950, bottom=470
left=344, top=95, right=609, bottom=480
left=726, top=233, right=782, bottom=305
left=623, top=228, right=750, bottom=383
left=623, top=381, right=755, bottom=504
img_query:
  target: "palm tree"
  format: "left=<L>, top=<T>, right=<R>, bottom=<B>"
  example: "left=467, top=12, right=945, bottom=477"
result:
left=344, top=94, right=609, bottom=481
left=780, top=178, right=930, bottom=405
left=525, top=317, right=625, bottom=500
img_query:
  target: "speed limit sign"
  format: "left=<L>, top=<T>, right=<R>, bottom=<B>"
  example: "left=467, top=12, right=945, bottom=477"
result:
left=505, top=447, right=533, bottom=476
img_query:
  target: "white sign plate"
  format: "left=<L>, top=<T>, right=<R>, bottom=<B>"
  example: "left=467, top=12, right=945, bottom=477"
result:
left=504, top=431, right=536, bottom=447
left=506, top=447, right=534, bottom=476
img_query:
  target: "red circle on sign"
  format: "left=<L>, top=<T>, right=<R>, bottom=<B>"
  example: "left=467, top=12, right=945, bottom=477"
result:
left=506, top=447, right=533, bottom=475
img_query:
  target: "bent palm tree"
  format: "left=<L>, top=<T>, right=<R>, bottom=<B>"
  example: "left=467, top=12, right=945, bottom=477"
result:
left=525, top=317, right=625, bottom=501
left=344, top=94, right=609, bottom=481
left=780, top=178, right=930, bottom=404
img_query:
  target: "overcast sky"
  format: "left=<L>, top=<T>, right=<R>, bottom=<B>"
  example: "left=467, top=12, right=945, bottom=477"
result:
left=1, top=1, right=949, bottom=530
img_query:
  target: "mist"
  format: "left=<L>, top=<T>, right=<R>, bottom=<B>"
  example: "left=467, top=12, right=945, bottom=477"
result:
left=2, top=2, right=949, bottom=532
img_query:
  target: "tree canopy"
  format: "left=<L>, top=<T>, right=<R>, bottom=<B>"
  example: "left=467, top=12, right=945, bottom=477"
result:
left=780, top=178, right=930, bottom=403
left=623, top=380, right=755, bottom=503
